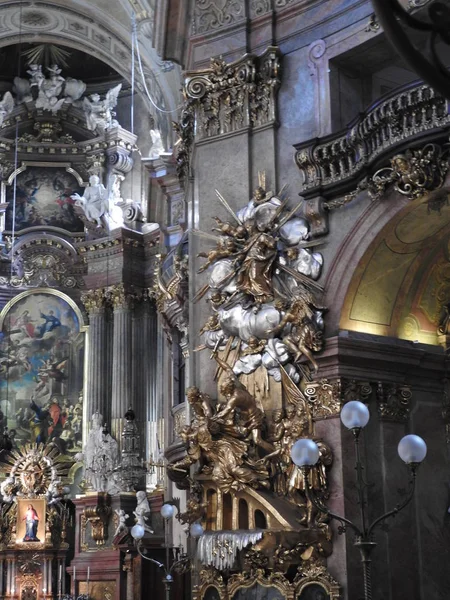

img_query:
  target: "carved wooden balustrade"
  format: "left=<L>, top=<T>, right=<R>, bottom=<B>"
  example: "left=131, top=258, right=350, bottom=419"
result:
left=295, top=82, right=450, bottom=197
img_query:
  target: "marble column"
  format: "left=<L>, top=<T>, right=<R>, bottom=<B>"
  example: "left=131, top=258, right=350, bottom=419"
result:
left=110, top=284, right=133, bottom=444
left=81, top=289, right=108, bottom=437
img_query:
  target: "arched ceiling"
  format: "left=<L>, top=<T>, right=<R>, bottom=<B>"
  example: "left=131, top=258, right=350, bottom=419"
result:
left=0, top=1, right=181, bottom=119
left=340, top=193, right=450, bottom=346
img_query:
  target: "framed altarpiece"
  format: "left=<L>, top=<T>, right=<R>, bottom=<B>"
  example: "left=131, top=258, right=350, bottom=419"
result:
left=1, top=162, right=86, bottom=235
left=0, top=288, right=87, bottom=454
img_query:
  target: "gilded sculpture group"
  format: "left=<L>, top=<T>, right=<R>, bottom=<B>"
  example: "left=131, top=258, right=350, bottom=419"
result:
left=170, top=174, right=331, bottom=530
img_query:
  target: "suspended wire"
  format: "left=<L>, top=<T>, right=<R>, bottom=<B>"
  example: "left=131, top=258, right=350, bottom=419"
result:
left=131, top=13, right=136, bottom=135
left=5, top=3, right=23, bottom=431
left=132, top=21, right=183, bottom=115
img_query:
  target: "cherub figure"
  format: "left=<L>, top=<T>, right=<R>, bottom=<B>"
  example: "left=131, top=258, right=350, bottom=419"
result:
left=114, top=509, right=129, bottom=538
left=83, top=83, right=122, bottom=132
left=268, top=294, right=324, bottom=372
left=197, top=237, right=238, bottom=273
left=211, top=217, right=246, bottom=241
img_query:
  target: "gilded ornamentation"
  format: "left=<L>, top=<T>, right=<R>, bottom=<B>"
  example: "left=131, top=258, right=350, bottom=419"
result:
left=365, top=13, right=380, bottom=32
left=177, top=482, right=207, bottom=525
left=8, top=252, right=83, bottom=289
left=81, top=288, right=106, bottom=313
left=303, top=379, right=341, bottom=418
left=193, top=567, right=227, bottom=600
left=2, top=443, right=71, bottom=500
left=108, top=282, right=132, bottom=310
left=173, top=107, right=195, bottom=181
left=185, top=48, right=280, bottom=140
left=376, top=382, right=412, bottom=422
left=84, top=500, right=112, bottom=546
left=176, top=48, right=280, bottom=182
left=366, top=144, right=448, bottom=202
left=153, top=253, right=189, bottom=340
left=168, top=174, right=332, bottom=534
left=228, top=569, right=291, bottom=600
left=295, top=83, right=450, bottom=198
left=294, top=560, right=340, bottom=599
left=341, top=379, right=372, bottom=404
left=173, top=408, right=186, bottom=439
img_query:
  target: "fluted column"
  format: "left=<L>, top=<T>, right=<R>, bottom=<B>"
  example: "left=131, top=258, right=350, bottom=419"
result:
left=81, top=289, right=108, bottom=435
left=110, top=283, right=133, bottom=443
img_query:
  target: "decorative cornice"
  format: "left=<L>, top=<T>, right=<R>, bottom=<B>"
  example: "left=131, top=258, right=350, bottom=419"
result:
left=376, top=382, right=412, bottom=423
left=174, top=46, right=280, bottom=181
left=294, top=82, right=450, bottom=200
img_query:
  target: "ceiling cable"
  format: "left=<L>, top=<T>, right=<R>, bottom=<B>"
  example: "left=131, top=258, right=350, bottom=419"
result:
left=132, top=22, right=183, bottom=115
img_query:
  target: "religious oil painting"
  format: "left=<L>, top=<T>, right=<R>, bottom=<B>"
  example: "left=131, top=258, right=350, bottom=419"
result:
left=0, top=290, right=85, bottom=453
left=16, top=498, right=46, bottom=546
left=4, top=165, right=84, bottom=232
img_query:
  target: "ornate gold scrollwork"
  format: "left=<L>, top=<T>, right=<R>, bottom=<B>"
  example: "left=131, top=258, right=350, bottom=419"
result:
left=83, top=500, right=112, bottom=546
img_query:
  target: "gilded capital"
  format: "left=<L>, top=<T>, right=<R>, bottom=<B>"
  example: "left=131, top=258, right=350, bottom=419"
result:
left=81, top=288, right=106, bottom=313
left=108, top=283, right=133, bottom=310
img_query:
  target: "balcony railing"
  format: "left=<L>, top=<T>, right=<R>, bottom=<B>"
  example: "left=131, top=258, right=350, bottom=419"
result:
left=294, top=82, right=450, bottom=197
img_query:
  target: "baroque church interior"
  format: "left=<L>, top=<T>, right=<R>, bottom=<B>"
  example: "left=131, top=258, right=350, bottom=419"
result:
left=0, top=1, right=447, bottom=599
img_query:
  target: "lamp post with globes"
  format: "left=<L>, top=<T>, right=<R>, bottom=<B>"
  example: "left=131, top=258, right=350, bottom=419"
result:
left=130, top=502, right=204, bottom=600
left=290, top=400, right=427, bottom=600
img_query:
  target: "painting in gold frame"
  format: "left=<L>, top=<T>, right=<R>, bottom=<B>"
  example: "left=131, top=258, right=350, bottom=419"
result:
left=16, top=498, right=46, bottom=547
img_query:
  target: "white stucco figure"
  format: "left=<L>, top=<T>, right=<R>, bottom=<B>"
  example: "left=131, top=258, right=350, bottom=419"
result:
left=114, top=509, right=129, bottom=538
left=0, top=92, right=14, bottom=127
left=71, top=175, right=109, bottom=227
left=133, top=490, right=154, bottom=534
left=149, top=129, right=165, bottom=158
left=64, top=77, right=87, bottom=103
left=35, top=65, right=66, bottom=113
left=83, top=411, right=120, bottom=493
left=83, top=83, right=122, bottom=132
left=105, top=173, right=124, bottom=230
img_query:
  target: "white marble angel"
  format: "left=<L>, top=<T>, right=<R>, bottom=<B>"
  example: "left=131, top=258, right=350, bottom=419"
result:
left=83, top=83, right=122, bottom=132
left=0, top=92, right=14, bottom=127
left=133, top=490, right=154, bottom=534
left=71, top=175, right=109, bottom=226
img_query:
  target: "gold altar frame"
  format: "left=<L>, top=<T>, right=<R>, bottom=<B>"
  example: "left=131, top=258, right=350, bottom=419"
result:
left=227, top=571, right=293, bottom=600
left=294, top=575, right=340, bottom=600
left=16, top=497, right=46, bottom=548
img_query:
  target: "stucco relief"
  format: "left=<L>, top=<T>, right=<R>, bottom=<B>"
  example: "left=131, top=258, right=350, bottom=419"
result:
left=193, top=0, right=245, bottom=34
left=250, top=0, right=272, bottom=16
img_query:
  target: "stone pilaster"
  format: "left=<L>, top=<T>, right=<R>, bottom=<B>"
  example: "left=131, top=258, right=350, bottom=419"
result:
left=81, top=289, right=108, bottom=436
left=110, top=283, right=133, bottom=444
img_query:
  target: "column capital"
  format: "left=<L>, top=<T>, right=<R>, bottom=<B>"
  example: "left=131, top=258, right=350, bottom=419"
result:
left=81, top=288, right=106, bottom=314
left=108, top=283, right=133, bottom=310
